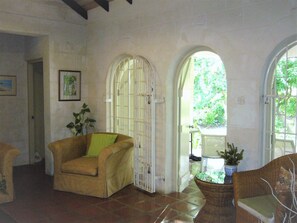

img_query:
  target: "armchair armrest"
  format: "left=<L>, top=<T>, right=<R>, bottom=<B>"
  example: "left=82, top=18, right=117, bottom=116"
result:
left=0, top=143, right=20, bottom=198
left=48, top=135, right=87, bottom=174
left=233, top=169, right=272, bottom=207
left=98, top=138, right=134, bottom=179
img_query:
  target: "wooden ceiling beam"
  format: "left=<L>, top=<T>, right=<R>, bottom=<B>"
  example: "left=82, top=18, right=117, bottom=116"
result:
left=94, top=0, right=109, bottom=12
left=62, top=0, right=88, bottom=20
left=126, top=0, right=132, bottom=4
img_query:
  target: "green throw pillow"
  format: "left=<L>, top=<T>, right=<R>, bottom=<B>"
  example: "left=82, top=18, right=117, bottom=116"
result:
left=86, top=133, right=118, bottom=157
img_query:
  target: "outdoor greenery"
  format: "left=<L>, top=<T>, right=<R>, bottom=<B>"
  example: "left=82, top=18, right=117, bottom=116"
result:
left=66, top=103, right=96, bottom=136
left=274, top=57, right=297, bottom=134
left=192, top=53, right=227, bottom=128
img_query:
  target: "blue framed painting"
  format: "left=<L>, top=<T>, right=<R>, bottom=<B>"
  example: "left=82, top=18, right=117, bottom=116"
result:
left=0, top=76, right=16, bottom=96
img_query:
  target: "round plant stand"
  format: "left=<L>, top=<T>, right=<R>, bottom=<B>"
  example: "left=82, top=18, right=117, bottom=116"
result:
left=194, top=176, right=235, bottom=223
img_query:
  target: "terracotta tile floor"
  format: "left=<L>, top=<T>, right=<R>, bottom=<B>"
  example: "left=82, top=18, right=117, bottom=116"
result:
left=0, top=162, right=205, bottom=223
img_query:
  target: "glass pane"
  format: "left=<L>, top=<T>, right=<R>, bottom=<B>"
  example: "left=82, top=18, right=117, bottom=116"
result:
left=286, top=116, right=296, bottom=134
left=274, top=114, right=285, bottom=134
left=272, top=45, right=297, bottom=161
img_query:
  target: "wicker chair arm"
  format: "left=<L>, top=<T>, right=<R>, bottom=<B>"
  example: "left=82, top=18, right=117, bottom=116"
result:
left=233, top=169, right=271, bottom=206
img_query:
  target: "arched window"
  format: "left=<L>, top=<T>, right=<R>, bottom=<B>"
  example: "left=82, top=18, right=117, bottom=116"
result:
left=263, top=40, right=297, bottom=163
left=106, top=55, right=158, bottom=193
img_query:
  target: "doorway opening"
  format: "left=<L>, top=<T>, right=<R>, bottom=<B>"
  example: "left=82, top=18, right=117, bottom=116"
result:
left=176, top=49, right=227, bottom=191
left=28, top=60, right=45, bottom=164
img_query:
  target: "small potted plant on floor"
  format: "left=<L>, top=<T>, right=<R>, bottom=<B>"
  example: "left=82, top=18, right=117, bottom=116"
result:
left=217, top=142, right=244, bottom=176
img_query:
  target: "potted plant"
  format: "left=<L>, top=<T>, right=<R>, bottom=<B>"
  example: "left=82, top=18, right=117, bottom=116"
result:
left=66, top=103, right=96, bottom=136
left=217, top=142, right=244, bottom=176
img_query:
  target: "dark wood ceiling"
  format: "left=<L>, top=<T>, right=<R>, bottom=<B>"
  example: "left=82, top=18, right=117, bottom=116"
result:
left=62, top=0, right=132, bottom=20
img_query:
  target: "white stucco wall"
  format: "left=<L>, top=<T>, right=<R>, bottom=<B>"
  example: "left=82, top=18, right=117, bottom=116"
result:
left=0, top=0, right=296, bottom=193
left=87, top=0, right=297, bottom=192
left=0, top=0, right=87, bottom=174
left=0, top=33, right=28, bottom=165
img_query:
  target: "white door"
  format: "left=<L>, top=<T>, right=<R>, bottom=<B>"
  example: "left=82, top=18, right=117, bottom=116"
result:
left=134, top=57, right=156, bottom=193
left=113, top=56, right=156, bottom=193
left=177, top=57, right=194, bottom=192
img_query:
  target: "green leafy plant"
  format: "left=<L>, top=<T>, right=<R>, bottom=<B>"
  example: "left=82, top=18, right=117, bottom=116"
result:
left=66, top=103, right=96, bottom=136
left=193, top=55, right=227, bottom=128
left=274, top=58, right=297, bottom=134
left=0, top=174, right=7, bottom=194
left=217, top=142, right=244, bottom=165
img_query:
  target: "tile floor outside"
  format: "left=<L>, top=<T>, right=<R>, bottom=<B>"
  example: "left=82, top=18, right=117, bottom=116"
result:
left=0, top=161, right=204, bottom=223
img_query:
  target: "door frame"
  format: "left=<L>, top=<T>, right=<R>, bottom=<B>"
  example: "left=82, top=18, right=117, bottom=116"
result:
left=27, top=58, right=44, bottom=164
left=174, top=46, right=216, bottom=191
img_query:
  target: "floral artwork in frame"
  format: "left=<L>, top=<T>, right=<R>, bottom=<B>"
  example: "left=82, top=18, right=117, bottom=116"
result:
left=59, top=70, right=81, bottom=101
left=0, top=75, right=16, bottom=96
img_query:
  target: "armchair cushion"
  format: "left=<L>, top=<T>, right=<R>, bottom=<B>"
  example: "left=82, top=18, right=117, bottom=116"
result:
left=86, top=133, right=118, bottom=157
left=238, top=195, right=277, bottom=223
left=61, top=157, right=98, bottom=176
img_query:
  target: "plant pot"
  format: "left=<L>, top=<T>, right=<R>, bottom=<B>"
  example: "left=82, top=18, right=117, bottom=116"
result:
left=224, top=165, right=237, bottom=176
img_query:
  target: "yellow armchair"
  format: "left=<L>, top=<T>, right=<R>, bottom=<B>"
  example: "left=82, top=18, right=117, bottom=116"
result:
left=48, top=132, right=134, bottom=198
left=0, top=142, right=20, bottom=204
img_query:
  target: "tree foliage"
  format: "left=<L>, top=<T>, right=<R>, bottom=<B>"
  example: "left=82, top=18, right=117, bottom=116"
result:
left=192, top=54, right=227, bottom=127
left=274, top=57, right=297, bottom=133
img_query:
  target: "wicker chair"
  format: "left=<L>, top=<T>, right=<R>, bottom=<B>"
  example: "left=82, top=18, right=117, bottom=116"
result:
left=0, top=142, right=20, bottom=204
left=233, top=154, right=297, bottom=223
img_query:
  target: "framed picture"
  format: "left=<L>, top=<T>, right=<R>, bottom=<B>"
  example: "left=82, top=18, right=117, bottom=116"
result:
left=59, top=70, right=81, bottom=101
left=0, top=75, right=17, bottom=96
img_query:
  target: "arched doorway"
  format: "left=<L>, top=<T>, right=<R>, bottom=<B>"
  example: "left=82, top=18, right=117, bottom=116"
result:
left=176, top=48, right=227, bottom=191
